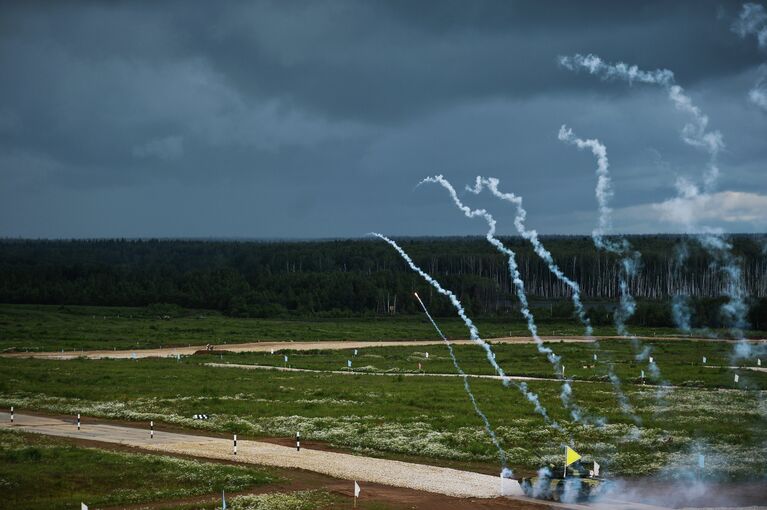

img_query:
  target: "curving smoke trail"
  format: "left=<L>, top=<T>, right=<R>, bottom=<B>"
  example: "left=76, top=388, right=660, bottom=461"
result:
left=732, top=3, right=767, bottom=111
left=413, top=292, right=510, bottom=472
left=558, top=125, right=662, bottom=414
left=419, top=175, right=592, bottom=424
left=466, top=175, right=635, bottom=425
left=371, top=232, right=560, bottom=427
left=559, top=54, right=753, bottom=364
left=466, top=176, right=593, bottom=337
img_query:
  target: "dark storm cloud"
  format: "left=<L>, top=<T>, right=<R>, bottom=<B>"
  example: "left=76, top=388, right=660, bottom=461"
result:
left=1, top=0, right=766, bottom=238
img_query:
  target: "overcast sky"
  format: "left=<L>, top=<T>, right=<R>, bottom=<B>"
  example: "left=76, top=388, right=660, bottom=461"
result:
left=1, top=0, right=766, bottom=238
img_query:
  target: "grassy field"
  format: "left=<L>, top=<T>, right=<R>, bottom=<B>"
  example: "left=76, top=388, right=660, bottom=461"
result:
left=0, top=303, right=753, bottom=353
left=1, top=303, right=765, bottom=487
left=205, top=340, right=767, bottom=390
left=0, top=429, right=278, bottom=509
left=1, top=354, right=765, bottom=480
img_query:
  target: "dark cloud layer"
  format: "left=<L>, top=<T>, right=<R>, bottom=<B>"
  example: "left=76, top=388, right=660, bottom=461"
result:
left=1, top=0, right=766, bottom=238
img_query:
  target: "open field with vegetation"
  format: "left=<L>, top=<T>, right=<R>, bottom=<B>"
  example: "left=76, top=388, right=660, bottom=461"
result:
left=0, top=429, right=279, bottom=509
left=1, top=352, right=765, bottom=481
left=206, top=340, right=767, bottom=390
left=2, top=303, right=762, bottom=353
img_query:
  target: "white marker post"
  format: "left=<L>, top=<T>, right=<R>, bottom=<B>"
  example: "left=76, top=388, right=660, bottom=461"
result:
left=425, top=352, right=429, bottom=359
left=150, top=420, right=154, bottom=439
left=758, top=358, right=762, bottom=367
left=296, top=431, right=301, bottom=451
left=284, top=354, right=288, bottom=367
left=77, top=413, right=81, bottom=431
left=641, top=370, right=645, bottom=384
left=354, top=349, right=358, bottom=356
left=233, top=434, right=237, bottom=456
left=562, top=365, right=565, bottom=377
left=649, top=356, right=654, bottom=364
left=702, top=356, right=707, bottom=364
left=593, top=353, right=597, bottom=362
left=734, top=374, right=739, bottom=383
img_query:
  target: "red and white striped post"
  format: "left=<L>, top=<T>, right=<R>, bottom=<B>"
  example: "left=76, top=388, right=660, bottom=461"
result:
left=150, top=420, right=154, bottom=439
left=296, top=431, right=300, bottom=451
left=77, top=413, right=81, bottom=431
left=10, top=406, right=13, bottom=423
left=233, top=434, right=237, bottom=455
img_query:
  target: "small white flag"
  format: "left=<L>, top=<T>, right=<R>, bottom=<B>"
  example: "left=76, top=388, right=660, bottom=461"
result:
left=649, top=356, right=654, bottom=364
left=702, top=356, right=707, bottom=364
left=284, top=355, right=288, bottom=363
left=347, top=360, right=352, bottom=368
left=354, top=349, right=358, bottom=356
left=734, top=374, right=739, bottom=383
left=354, top=481, right=361, bottom=498
left=81, top=504, right=88, bottom=510
left=425, top=352, right=429, bottom=359
left=593, top=461, right=600, bottom=477
left=758, top=358, right=762, bottom=367
left=593, top=354, right=597, bottom=361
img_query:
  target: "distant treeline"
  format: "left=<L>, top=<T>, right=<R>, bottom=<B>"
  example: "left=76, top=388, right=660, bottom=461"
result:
left=0, top=236, right=766, bottom=328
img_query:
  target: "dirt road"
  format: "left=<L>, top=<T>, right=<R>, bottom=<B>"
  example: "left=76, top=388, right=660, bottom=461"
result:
left=2, top=412, right=671, bottom=510
left=6, top=335, right=764, bottom=360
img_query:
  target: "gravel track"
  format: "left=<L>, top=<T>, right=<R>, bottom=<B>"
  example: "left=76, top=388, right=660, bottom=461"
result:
left=1, top=412, right=678, bottom=509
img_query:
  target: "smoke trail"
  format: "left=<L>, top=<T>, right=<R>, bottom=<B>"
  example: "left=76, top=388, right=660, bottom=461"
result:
left=466, top=175, right=636, bottom=425
left=732, top=3, right=767, bottom=111
left=419, top=176, right=591, bottom=424
left=559, top=53, right=752, bottom=361
left=371, top=233, right=560, bottom=428
left=466, top=176, right=592, bottom=337
left=558, top=125, right=665, bottom=406
left=413, top=292, right=510, bottom=471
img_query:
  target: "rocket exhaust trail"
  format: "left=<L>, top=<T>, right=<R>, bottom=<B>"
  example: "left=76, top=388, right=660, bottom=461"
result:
left=559, top=53, right=753, bottom=365
left=558, top=126, right=661, bottom=419
left=467, top=175, right=623, bottom=425
left=419, top=176, right=590, bottom=424
left=413, top=291, right=509, bottom=470
left=371, top=233, right=560, bottom=428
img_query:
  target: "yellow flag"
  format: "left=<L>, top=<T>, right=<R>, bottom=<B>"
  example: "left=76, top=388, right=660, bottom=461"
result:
left=565, top=446, right=582, bottom=466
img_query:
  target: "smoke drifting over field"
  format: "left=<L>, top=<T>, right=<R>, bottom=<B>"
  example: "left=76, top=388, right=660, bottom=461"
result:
left=412, top=291, right=509, bottom=470
left=371, top=233, right=558, bottom=428
left=419, top=175, right=590, bottom=425
left=559, top=53, right=756, bottom=371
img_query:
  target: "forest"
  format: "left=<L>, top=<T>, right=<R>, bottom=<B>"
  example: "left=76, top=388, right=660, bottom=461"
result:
left=0, top=235, right=765, bottom=329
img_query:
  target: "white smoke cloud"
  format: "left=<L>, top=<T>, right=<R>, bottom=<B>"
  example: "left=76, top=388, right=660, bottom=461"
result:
left=733, top=3, right=767, bottom=111
left=732, top=2, right=767, bottom=49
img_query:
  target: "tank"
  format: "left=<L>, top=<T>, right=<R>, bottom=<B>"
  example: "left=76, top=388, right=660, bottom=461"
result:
left=520, top=461, right=604, bottom=502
